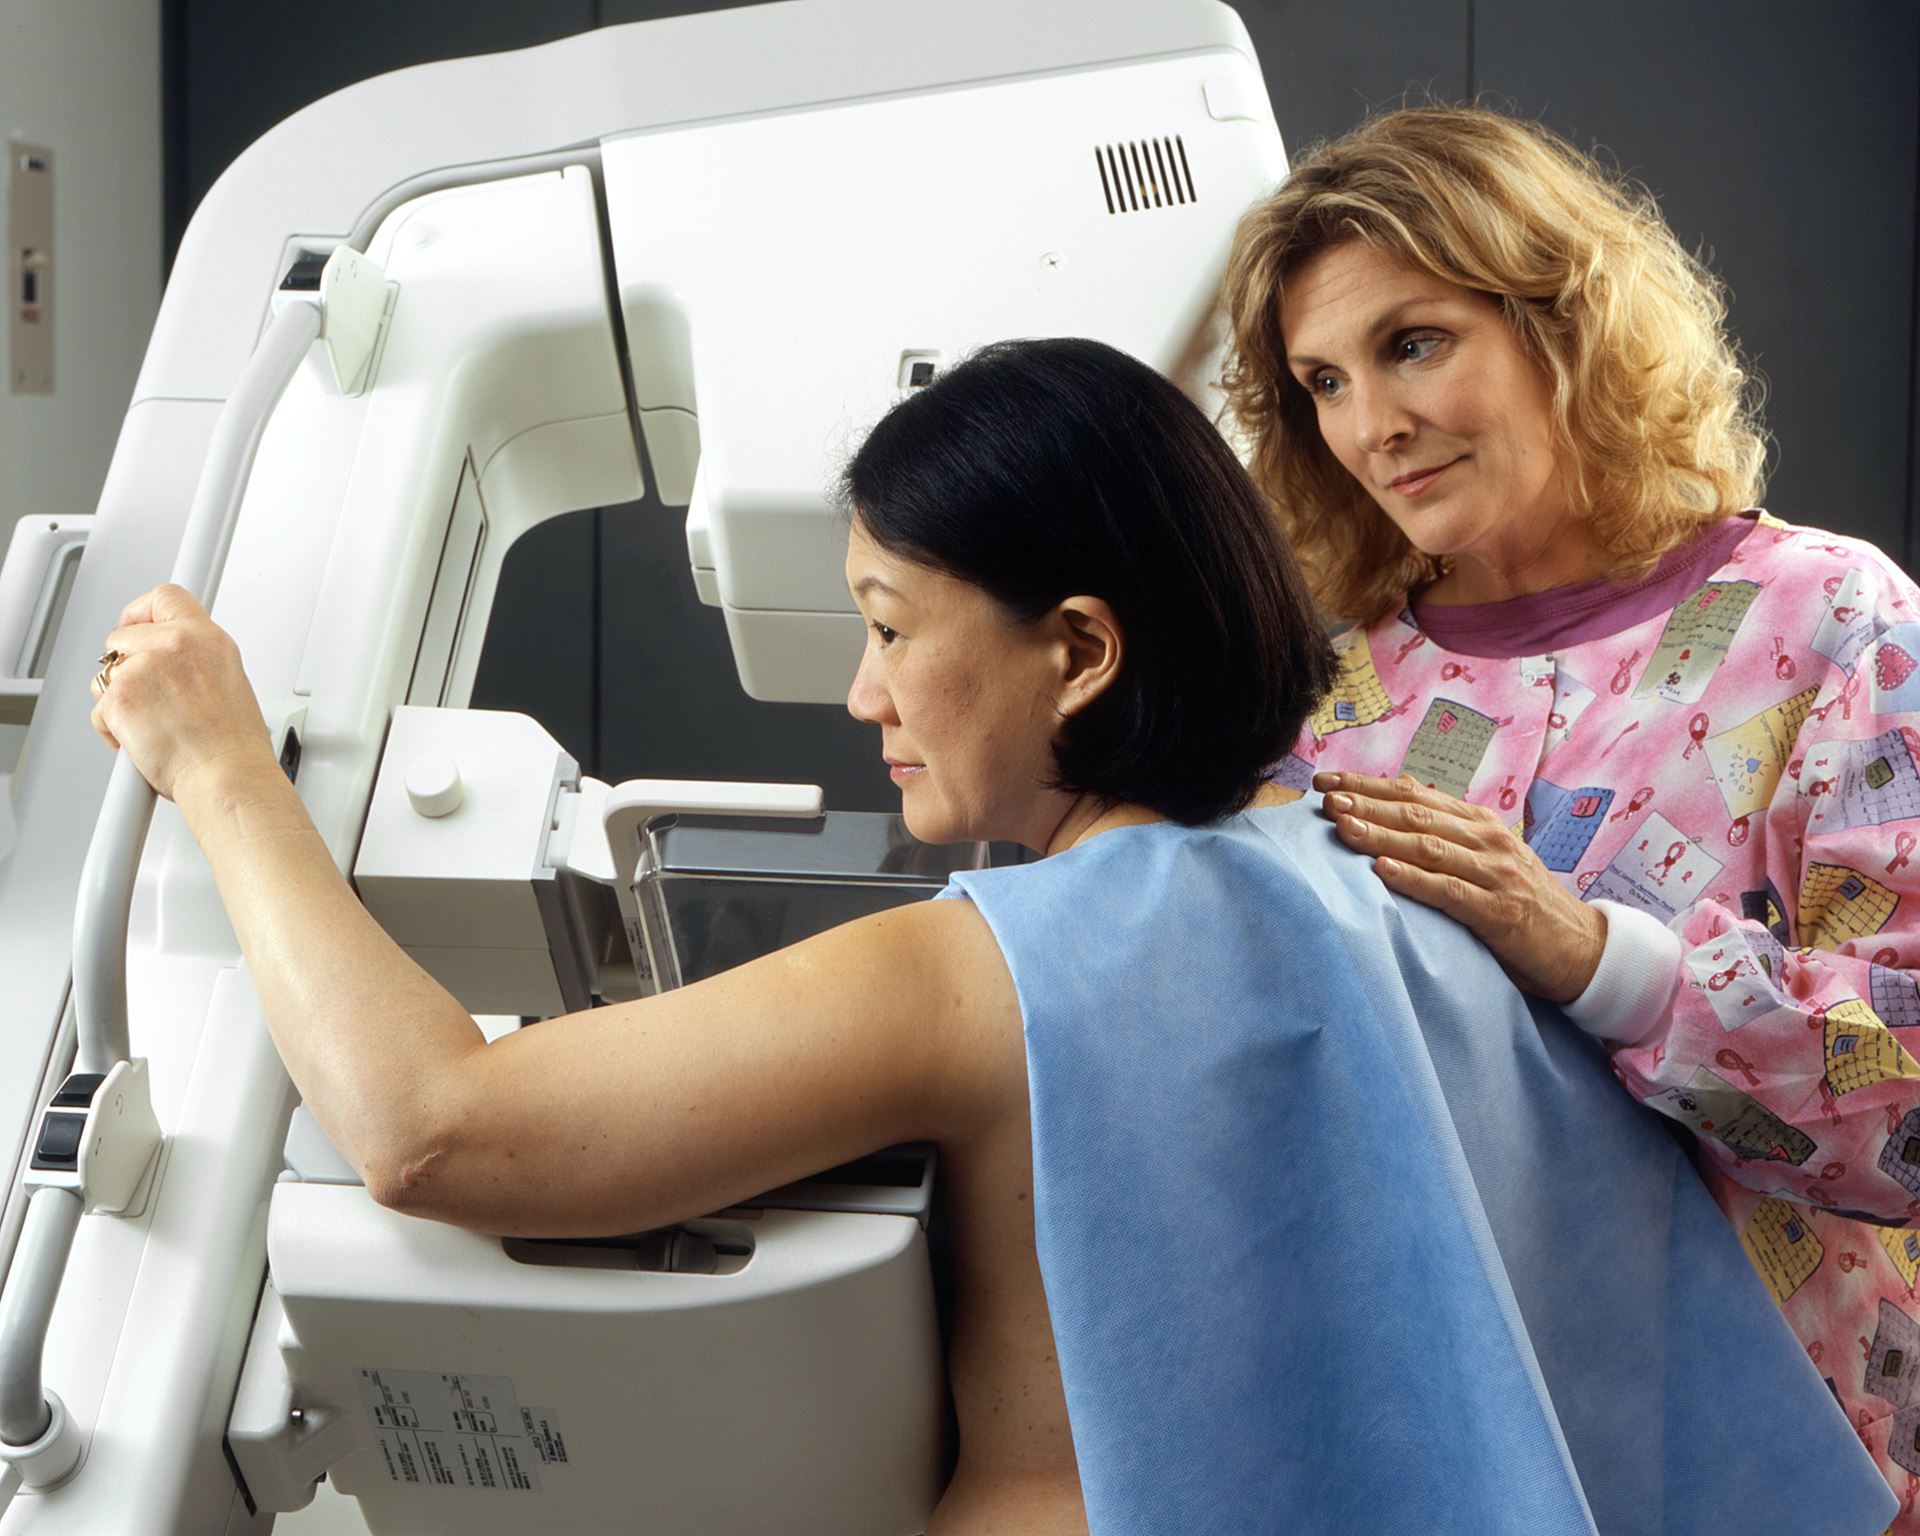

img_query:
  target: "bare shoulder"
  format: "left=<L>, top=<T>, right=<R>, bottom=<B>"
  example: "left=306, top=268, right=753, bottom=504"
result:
left=612, top=891, right=1025, bottom=1148
left=806, top=890, right=1010, bottom=982
left=833, top=896, right=1026, bottom=1141
left=744, top=894, right=1015, bottom=1037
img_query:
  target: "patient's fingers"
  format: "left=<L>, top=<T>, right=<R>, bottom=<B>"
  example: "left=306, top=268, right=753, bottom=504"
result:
left=91, top=588, right=268, bottom=801
left=88, top=697, right=120, bottom=750
left=116, top=582, right=206, bottom=631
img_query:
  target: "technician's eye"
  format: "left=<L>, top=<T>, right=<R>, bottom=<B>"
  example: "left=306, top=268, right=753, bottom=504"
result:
left=1312, top=373, right=1344, bottom=402
left=1397, top=333, right=1444, bottom=364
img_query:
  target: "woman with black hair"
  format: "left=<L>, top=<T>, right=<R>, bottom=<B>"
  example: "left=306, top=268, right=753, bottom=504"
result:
left=86, top=339, right=1885, bottom=1534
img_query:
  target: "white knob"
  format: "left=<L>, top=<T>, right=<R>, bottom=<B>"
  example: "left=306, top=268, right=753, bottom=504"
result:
left=405, top=754, right=463, bottom=818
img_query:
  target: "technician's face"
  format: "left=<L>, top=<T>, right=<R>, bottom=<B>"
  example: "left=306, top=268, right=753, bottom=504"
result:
left=1278, top=241, right=1573, bottom=573
left=844, top=520, right=1063, bottom=847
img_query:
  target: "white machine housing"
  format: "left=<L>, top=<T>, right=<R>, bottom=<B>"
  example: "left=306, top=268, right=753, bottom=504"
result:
left=0, top=3, right=1286, bottom=1532
left=607, top=50, right=1276, bottom=698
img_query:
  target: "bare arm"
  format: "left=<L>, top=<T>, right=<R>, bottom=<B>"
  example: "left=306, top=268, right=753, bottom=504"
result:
left=99, top=585, right=1026, bottom=1237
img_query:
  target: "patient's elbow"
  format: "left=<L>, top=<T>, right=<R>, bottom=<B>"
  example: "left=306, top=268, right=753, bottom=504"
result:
left=363, top=1139, right=458, bottom=1218
left=354, top=1066, right=475, bottom=1220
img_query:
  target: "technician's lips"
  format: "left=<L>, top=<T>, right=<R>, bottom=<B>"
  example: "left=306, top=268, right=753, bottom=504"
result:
left=1388, top=458, right=1462, bottom=497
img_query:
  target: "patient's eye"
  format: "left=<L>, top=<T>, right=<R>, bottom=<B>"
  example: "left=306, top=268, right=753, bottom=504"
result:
left=870, top=621, right=899, bottom=648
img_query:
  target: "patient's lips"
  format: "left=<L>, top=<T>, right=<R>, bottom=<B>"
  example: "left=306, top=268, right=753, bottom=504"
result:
left=886, top=757, right=926, bottom=784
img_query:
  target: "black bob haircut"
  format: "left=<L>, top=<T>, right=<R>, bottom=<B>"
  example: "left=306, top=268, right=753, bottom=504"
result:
left=842, top=337, right=1335, bottom=826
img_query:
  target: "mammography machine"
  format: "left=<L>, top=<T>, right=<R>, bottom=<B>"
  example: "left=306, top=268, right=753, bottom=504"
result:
left=0, top=2, right=1284, bottom=1529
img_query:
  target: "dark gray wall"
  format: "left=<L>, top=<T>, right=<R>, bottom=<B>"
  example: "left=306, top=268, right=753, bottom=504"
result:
left=1474, top=1, right=1918, bottom=572
left=162, top=1, right=596, bottom=254
left=164, top=0, right=1920, bottom=804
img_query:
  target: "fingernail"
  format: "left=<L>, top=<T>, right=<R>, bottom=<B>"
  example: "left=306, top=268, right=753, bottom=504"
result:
left=1375, top=858, right=1398, bottom=875
left=1326, top=792, right=1353, bottom=814
left=1314, top=772, right=1341, bottom=789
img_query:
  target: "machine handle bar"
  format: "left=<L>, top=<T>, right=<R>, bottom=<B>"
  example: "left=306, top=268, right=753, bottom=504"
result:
left=71, top=299, right=321, bottom=1075
left=9, top=151, right=605, bottom=1490
left=0, top=298, right=321, bottom=1489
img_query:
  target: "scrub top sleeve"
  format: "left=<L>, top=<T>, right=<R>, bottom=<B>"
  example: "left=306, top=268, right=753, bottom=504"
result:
left=1606, top=559, right=1920, bottom=1222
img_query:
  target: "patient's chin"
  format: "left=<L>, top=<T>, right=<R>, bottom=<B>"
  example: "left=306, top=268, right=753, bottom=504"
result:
left=900, top=796, right=967, bottom=848
left=899, top=803, right=945, bottom=843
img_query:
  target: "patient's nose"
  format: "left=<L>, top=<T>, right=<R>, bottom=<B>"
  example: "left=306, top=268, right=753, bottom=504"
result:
left=846, top=645, right=894, bottom=725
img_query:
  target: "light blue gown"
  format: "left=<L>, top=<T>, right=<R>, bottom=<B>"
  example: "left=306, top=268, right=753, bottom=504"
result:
left=943, top=797, right=1892, bottom=1535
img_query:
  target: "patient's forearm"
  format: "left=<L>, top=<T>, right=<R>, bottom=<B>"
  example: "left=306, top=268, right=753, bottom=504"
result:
left=173, top=751, right=484, bottom=1197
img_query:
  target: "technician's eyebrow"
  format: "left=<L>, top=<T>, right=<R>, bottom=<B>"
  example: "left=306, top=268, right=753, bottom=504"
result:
left=1285, top=300, right=1453, bottom=373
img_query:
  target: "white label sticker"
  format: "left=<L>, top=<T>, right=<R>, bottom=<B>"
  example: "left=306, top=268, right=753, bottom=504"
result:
left=521, top=1405, right=571, bottom=1466
left=356, top=1368, right=566, bottom=1492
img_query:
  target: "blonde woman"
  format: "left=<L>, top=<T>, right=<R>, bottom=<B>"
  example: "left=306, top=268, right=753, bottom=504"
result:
left=1225, top=103, right=1920, bottom=1513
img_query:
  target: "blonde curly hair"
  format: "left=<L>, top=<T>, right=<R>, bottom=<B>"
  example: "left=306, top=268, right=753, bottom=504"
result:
left=1221, top=105, right=1769, bottom=625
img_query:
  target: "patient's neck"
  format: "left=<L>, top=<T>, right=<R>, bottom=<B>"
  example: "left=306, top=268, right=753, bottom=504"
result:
left=1042, top=783, right=1300, bottom=857
left=1044, top=798, right=1157, bottom=856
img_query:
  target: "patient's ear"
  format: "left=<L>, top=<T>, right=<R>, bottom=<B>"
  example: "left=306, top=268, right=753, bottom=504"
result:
left=1050, top=596, right=1123, bottom=719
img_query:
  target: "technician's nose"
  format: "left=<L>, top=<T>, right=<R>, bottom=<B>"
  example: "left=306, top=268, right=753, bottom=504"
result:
left=1350, top=378, right=1413, bottom=455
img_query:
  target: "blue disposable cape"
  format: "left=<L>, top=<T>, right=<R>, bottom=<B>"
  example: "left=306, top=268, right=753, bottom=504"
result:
left=944, top=799, right=1891, bottom=1535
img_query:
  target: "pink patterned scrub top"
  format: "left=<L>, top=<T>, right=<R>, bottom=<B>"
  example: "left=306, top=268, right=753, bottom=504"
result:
left=1278, top=511, right=1920, bottom=1523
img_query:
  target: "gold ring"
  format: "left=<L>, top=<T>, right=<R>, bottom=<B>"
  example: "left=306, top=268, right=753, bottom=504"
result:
left=94, top=649, right=122, bottom=692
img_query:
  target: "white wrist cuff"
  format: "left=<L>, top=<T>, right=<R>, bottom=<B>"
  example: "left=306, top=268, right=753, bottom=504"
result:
left=1563, top=900, right=1683, bottom=1046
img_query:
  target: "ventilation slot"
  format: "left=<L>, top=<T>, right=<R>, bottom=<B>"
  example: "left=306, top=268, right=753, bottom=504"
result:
left=1097, top=136, right=1196, bottom=213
